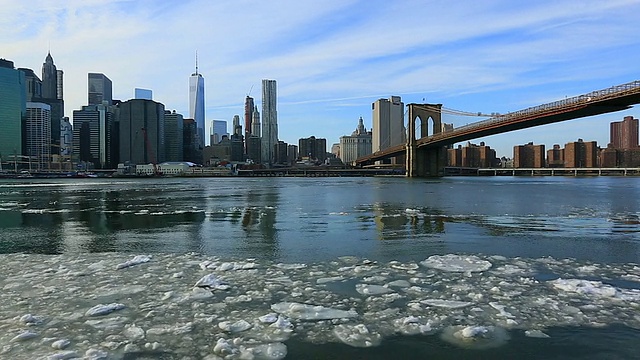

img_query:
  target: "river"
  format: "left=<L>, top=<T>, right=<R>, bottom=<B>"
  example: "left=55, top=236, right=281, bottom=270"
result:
left=0, top=176, right=639, bottom=359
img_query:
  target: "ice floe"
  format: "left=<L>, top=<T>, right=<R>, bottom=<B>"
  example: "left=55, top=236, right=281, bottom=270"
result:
left=1, top=252, right=640, bottom=358
left=115, top=255, right=151, bottom=270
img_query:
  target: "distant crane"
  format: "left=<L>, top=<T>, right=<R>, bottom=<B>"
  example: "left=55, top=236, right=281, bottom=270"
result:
left=141, top=127, right=161, bottom=176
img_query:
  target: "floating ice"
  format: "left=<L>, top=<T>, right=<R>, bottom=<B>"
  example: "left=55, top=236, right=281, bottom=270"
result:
left=259, top=313, right=279, bottom=323
left=525, top=329, right=550, bottom=338
left=51, top=339, right=71, bottom=349
left=219, top=319, right=252, bottom=333
left=123, top=323, right=146, bottom=340
left=85, top=303, right=125, bottom=317
left=275, top=263, right=307, bottom=270
left=271, top=302, right=358, bottom=320
left=355, top=283, right=393, bottom=295
left=115, top=255, right=151, bottom=269
left=386, top=279, right=411, bottom=288
left=251, top=342, right=288, bottom=360
left=194, top=273, right=230, bottom=290
left=47, top=350, right=79, bottom=359
left=393, top=316, right=433, bottom=335
left=421, top=299, right=473, bottom=309
left=333, top=324, right=382, bottom=347
left=441, top=325, right=509, bottom=349
left=548, top=278, right=640, bottom=301
left=10, top=330, right=38, bottom=342
left=421, top=254, right=492, bottom=272
left=20, top=313, right=42, bottom=324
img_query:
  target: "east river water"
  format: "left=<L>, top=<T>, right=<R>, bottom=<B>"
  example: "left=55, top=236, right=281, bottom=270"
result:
left=0, top=176, right=639, bottom=359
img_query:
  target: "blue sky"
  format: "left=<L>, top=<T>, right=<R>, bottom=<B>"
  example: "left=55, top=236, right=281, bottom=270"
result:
left=2, top=0, right=640, bottom=157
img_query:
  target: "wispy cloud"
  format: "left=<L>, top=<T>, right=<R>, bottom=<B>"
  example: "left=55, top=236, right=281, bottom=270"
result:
left=2, top=0, right=639, bottom=155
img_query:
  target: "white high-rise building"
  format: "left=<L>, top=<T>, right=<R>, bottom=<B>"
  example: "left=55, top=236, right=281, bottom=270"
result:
left=251, top=106, right=261, bottom=136
left=261, top=79, right=278, bottom=164
left=25, top=102, right=51, bottom=170
left=189, top=53, right=205, bottom=147
left=372, top=96, right=405, bottom=152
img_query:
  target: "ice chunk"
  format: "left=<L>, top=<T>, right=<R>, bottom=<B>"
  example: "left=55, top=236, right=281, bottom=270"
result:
left=51, top=339, right=70, bottom=349
left=441, top=325, right=509, bottom=349
left=85, top=303, right=125, bottom=317
left=421, top=299, right=473, bottom=309
left=551, top=278, right=619, bottom=298
left=251, top=342, right=288, bottom=360
left=47, top=350, right=79, bottom=359
left=275, top=263, right=307, bottom=270
left=525, top=329, right=550, bottom=338
left=10, top=330, right=38, bottom=342
left=421, top=254, right=492, bottom=272
left=333, top=324, right=382, bottom=347
left=218, top=319, right=252, bottom=333
left=355, top=284, right=393, bottom=295
left=20, top=313, right=43, bottom=325
left=316, top=276, right=344, bottom=284
left=213, top=338, right=237, bottom=356
left=85, top=348, right=109, bottom=359
left=386, top=279, right=411, bottom=288
left=123, top=323, right=145, bottom=340
left=259, top=313, right=279, bottom=323
left=115, top=255, right=151, bottom=270
left=194, top=274, right=230, bottom=290
left=271, top=302, right=358, bottom=320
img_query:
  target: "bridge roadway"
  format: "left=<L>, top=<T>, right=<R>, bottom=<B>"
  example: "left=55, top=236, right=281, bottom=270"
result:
left=356, top=80, right=640, bottom=166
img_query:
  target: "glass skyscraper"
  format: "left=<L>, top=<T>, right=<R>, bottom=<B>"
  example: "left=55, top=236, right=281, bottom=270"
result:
left=0, top=59, right=26, bottom=160
left=88, top=73, right=113, bottom=106
left=261, top=79, right=278, bottom=165
left=189, top=58, right=205, bottom=148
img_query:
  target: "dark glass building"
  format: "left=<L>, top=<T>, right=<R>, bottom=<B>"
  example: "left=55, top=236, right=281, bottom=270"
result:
left=164, top=110, right=184, bottom=162
left=72, top=104, right=117, bottom=168
left=0, top=59, right=26, bottom=159
left=118, top=99, right=165, bottom=165
left=88, top=73, right=113, bottom=106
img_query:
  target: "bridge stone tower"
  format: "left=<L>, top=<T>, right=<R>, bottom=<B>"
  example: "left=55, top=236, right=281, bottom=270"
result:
left=406, top=103, right=447, bottom=177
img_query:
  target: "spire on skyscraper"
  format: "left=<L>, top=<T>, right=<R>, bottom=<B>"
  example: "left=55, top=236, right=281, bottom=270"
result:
left=195, top=50, right=198, bottom=75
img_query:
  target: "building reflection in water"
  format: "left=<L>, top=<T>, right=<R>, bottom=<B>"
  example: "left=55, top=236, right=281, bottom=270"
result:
left=372, top=203, right=445, bottom=241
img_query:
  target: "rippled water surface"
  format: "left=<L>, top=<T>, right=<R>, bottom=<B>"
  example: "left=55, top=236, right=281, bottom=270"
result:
left=0, top=176, right=639, bottom=359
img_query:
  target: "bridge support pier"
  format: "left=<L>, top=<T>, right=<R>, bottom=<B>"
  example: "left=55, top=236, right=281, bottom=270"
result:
left=406, top=103, right=446, bottom=177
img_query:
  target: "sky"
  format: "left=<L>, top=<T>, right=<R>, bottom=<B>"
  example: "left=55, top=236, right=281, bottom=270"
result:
left=2, top=0, right=640, bottom=157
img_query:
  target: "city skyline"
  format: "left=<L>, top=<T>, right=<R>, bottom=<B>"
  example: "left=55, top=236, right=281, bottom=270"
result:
left=3, top=1, right=640, bottom=157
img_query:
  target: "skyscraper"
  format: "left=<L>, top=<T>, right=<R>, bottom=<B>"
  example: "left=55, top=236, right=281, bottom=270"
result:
left=41, top=52, right=64, bottom=155
left=251, top=106, right=260, bottom=136
left=118, top=99, right=165, bottom=165
left=244, top=96, right=254, bottom=136
left=88, top=73, right=112, bottom=106
left=372, top=96, right=405, bottom=152
left=73, top=104, right=117, bottom=168
left=189, top=54, right=205, bottom=148
left=211, top=120, right=228, bottom=145
left=164, top=110, right=184, bottom=161
left=25, top=102, right=51, bottom=170
left=0, top=59, right=26, bottom=160
left=261, top=79, right=278, bottom=165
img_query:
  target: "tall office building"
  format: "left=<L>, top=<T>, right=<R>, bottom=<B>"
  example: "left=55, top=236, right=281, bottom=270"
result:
left=211, top=120, right=228, bottom=145
left=72, top=104, right=117, bottom=168
left=0, top=59, right=26, bottom=160
left=261, top=79, right=278, bottom=165
left=19, top=68, right=42, bottom=101
left=232, top=115, right=242, bottom=135
left=372, top=96, right=405, bottom=152
left=41, top=53, right=64, bottom=155
left=60, top=117, right=72, bottom=157
left=118, top=99, right=165, bottom=165
left=251, top=106, right=260, bottom=136
left=88, top=73, right=113, bottom=106
left=189, top=55, right=205, bottom=147
left=25, top=102, right=51, bottom=170
left=183, top=118, right=199, bottom=163
left=299, top=136, right=327, bottom=163
left=135, top=88, right=153, bottom=100
left=610, top=116, right=639, bottom=149
left=244, top=96, right=254, bottom=137
left=164, top=110, right=184, bottom=161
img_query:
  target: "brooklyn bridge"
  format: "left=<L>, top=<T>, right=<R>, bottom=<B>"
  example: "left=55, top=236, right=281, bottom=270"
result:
left=355, top=80, right=640, bottom=177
